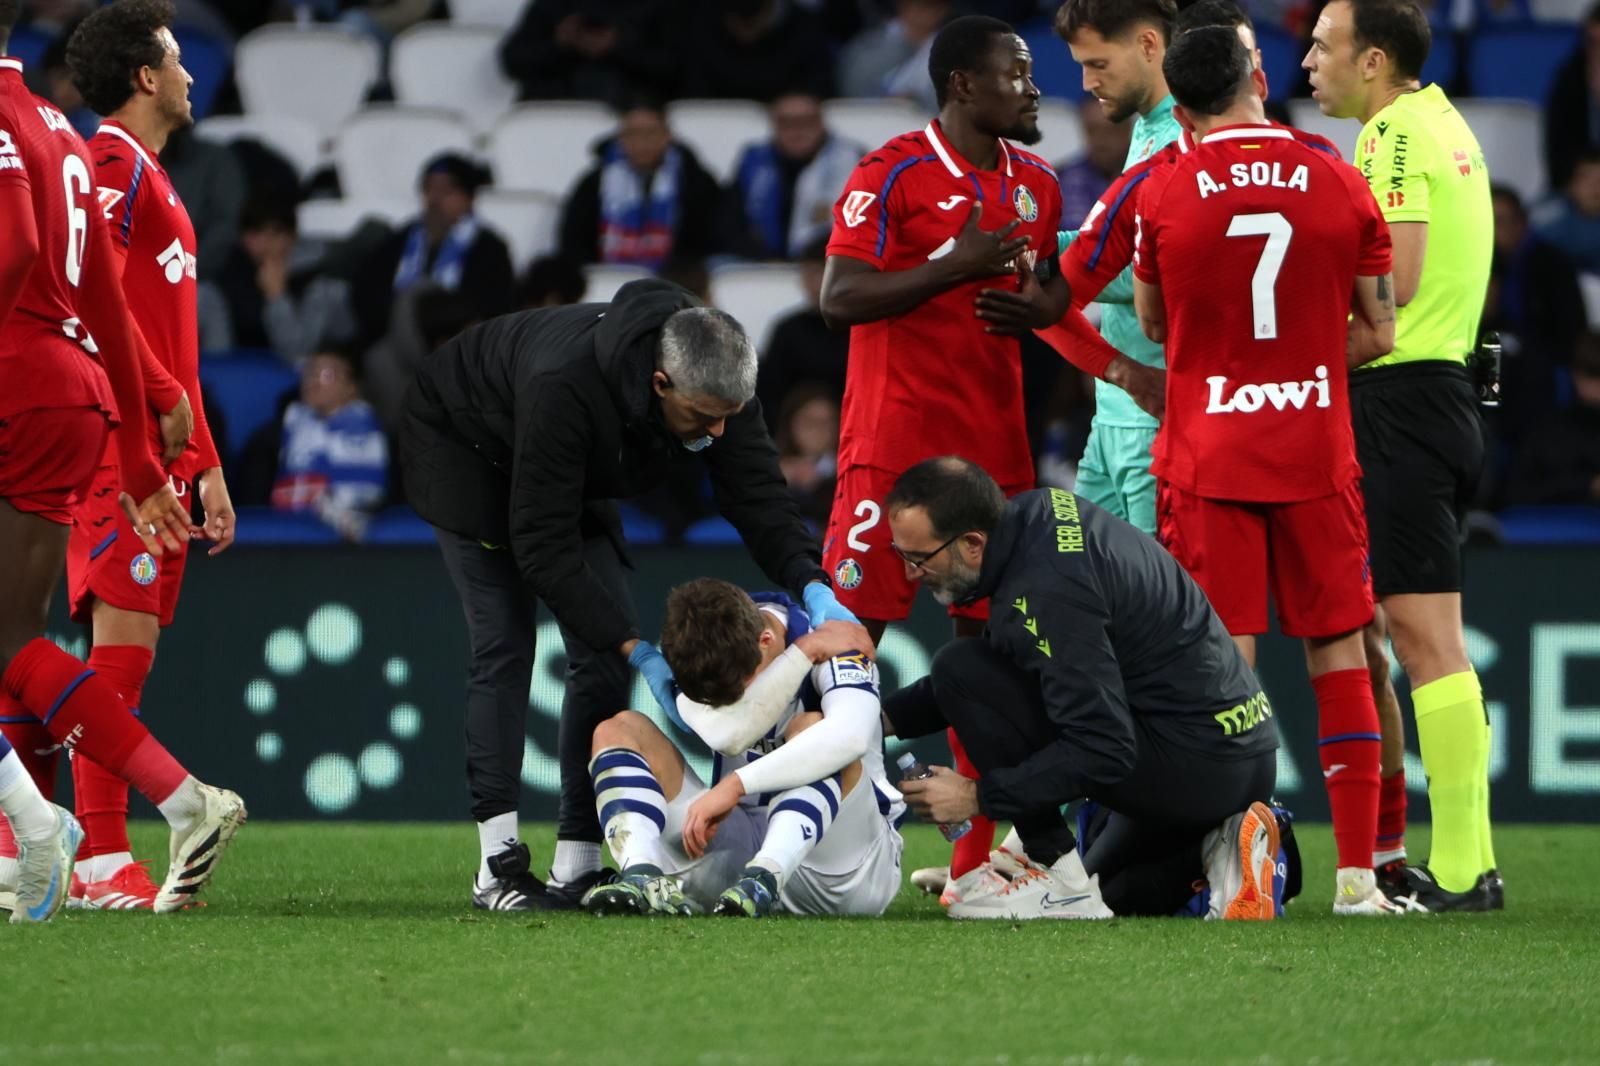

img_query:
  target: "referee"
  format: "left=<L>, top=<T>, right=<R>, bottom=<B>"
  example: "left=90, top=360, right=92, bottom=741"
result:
left=1305, top=0, right=1498, bottom=912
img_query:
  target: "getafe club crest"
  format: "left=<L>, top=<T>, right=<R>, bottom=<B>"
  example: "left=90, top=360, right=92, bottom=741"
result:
left=834, top=557, right=864, bottom=590
left=1012, top=184, right=1038, bottom=223
left=129, top=553, right=158, bottom=586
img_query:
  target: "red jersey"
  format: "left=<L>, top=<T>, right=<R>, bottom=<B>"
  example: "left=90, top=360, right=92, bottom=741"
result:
left=0, top=59, right=116, bottom=419
left=91, top=121, right=219, bottom=480
left=1132, top=124, right=1390, bottom=503
left=826, top=120, right=1063, bottom=486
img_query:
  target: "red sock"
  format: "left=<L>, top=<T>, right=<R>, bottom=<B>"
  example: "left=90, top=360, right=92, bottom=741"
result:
left=0, top=699, right=59, bottom=860
left=947, top=728, right=996, bottom=878
left=2, top=638, right=185, bottom=806
left=1377, top=769, right=1407, bottom=861
left=72, top=645, right=153, bottom=860
left=1313, top=668, right=1382, bottom=870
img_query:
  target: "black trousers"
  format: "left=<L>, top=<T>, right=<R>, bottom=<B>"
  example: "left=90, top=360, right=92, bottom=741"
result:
left=891, top=638, right=1276, bottom=916
left=434, top=528, right=636, bottom=842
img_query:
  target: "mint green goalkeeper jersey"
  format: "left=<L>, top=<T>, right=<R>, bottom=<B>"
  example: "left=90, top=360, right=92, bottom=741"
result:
left=1057, top=95, right=1180, bottom=430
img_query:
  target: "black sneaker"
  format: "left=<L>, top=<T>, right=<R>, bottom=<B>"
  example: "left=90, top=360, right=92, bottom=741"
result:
left=471, top=843, right=559, bottom=912
left=1375, top=858, right=1410, bottom=898
left=544, top=867, right=617, bottom=910
left=1383, top=864, right=1493, bottom=913
left=1484, top=868, right=1505, bottom=910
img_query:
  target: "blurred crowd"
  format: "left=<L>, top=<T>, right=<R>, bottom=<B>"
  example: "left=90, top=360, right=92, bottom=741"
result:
left=8, top=0, right=1600, bottom=540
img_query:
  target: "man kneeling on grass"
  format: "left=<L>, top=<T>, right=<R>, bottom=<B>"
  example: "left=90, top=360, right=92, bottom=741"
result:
left=580, top=580, right=905, bottom=918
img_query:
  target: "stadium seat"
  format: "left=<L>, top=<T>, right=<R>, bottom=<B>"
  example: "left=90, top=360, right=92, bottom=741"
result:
left=709, top=263, right=806, bottom=351
left=1256, top=24, right=1306, bottom=100
left=234, top=26, right=381, bottom=143
left=449, top=0, right=530, bottom=30
left=364, top=507, right=436, bottom=546
left=296, top=197, right=414, bottom=241
left=617, top=503, right=667, bottom=545
left=6, top=25, right=49, bottom=70
left=583, top=264, right=653, bottom=303
left=1033, top=97, right=1085, bottom=168
left=1420, top=30, right=1458, bottom=92
left=1458, top=99, right=1545, bottom=202
left=198, top=353, right=299, bottom=460
left=822, top=98, right=928, bottom=154
left=1468, top=24, right=1580, bottom=105
left=683, top=516, right=741, bottom=545
left=194, top=114, right=323, bottom=180
left=1286, top=100, right=1358, bottom=160
left=1497, top=505, right=1600, bottom=545
left=174, top=27, right=229, bottom=121
left=390, top=23, right=517, bottom=137
left=230, top=507, right=342, bottom=546
left=667, top=99, right=769, bottom=183
left=1020, top=18, right=1081, bottom=99
left=488, top=102, right=611, bottom=196
left=334, top=106, right=476, bottom=202
left=473, top=188, right=561, bottom=271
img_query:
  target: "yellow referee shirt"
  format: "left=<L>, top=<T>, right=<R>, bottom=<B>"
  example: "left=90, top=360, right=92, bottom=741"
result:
left=1355, top=84, right=1493, bottom=369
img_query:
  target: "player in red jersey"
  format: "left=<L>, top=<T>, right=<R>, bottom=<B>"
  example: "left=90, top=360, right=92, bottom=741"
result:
left=1130, top=27, right=1401, bottom=914
left=0, top=0, right=244, bottom=916
left=51, top=0, right=237, bottom=910
left=818, top=15, right=1072, bottom=895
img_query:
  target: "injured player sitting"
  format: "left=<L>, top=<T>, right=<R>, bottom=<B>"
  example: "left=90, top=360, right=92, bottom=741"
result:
left=581, top=579, right=905, bottom=918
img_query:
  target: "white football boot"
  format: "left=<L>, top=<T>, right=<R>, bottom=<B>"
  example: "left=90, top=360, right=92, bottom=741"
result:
left=156, top=784, right=246, bottom=913
left=939, top=862, right=1009, bottom=907
left=910, top=866, right=949, bottom=896
left=1332, top=866, right=1406, bottom=916
left=10, top=804, right=82, bottom=924
left=948, top=850, right=1113, bottom=920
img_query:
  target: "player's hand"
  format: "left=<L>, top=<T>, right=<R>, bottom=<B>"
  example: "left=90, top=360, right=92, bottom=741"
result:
left=975, top=253, right=1057, bottom=335
left=946, top=201, right=1030, bottom=283
left=795, top=619, right=876, bottom=664
left=682, top=774, right=745, bottom=859
left=157, top=391, right=193, bottom=466
left=1105, top=355, right=1165, bottom=419
left=899, top=764, right=981, bottom=825
left=196, top=466, right=236, bottom=555
left=118, top=482, right=189, bottom=557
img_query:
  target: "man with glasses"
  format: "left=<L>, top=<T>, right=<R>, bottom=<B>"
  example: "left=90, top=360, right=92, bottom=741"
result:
left=399, top=278, right=853, bottom=912
left=882, top=457, right=1282, bottom=921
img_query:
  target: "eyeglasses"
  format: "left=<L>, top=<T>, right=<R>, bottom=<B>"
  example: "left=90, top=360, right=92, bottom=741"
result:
left=891, top=532, right=964, bottom=573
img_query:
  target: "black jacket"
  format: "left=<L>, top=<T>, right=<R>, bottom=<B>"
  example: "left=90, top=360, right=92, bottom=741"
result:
left=399, top=279, right=826, bottom=652
left=963, top=490, right=1273, bottom=819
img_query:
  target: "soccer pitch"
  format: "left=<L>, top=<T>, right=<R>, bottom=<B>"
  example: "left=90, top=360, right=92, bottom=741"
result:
left=7, top=823, right=1595, bottom=1065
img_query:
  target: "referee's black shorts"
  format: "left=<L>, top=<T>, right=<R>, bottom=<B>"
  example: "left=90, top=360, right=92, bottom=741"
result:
left=1350, top=361, right=1486, bottom=597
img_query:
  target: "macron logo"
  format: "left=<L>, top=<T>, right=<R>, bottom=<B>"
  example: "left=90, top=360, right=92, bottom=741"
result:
left=937, top=194, right=968, bottom=210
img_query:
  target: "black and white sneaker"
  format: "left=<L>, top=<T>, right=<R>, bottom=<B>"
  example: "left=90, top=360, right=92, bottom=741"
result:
left=471, top=843, right=558, bottom=912
left=545, top=867, right=617, bottom=910
left=1484, top=868, right=1505, bottom=910
left=1383, top=864, right=1494, bottom=913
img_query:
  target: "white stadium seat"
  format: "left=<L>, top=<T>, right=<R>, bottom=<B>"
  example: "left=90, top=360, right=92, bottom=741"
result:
left=297, top=198, right=415, bottom=241
left=489, top=102, right=611, bottom=196
left=234, top=26, right=381, bottom=143
left=710, top=263, right=806, bottom=353
left=474, top=188, right=561, bottom=271
left=822, top=98, right=928, bottom=154
left=390, top=23, right=517, bottom=136
left=667, top=99, right=768, bottom=183
left=1456, top=100, right=1546, bottom=203
left=193, top=114, right=322, bottom=180
left=335, top=106, right=477, bottom=202
left=583, top=264, right=653, bottom=304
left=1032, top=97, right=1085, bottom=170
left=449, top=0, right=529, bottom=30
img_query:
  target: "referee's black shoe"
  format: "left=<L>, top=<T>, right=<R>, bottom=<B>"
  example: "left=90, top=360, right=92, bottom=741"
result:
left=1484, top=868, right=1505, bottom=910
left=471, top=842, right=561, bottom=912
left=544, top=867, right=618, bottom=910
left=1383, top=864, right=1494, bottom=913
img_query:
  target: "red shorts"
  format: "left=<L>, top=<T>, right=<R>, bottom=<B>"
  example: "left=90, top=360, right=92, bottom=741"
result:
left=67, top=459, right=190, bottom=627
left=823, top=464, right=1032, bottom=623
left=1157, top=479, right=1373, bottom=639
left=0, top=407, right=110, bottom=525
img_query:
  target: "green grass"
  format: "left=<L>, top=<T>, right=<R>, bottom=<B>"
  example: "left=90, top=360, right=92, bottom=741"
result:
left=5, top=823, right=1595, bottom=1065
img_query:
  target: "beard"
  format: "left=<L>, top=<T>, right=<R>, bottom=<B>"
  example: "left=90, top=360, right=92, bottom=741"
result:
left=1000, top=115, right=1042, bottom=145
left=928, top=555, right=982, bottom=607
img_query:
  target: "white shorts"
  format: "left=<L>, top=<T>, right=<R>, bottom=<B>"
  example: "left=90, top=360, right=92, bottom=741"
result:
left=660, top=763, right=904, bottom=917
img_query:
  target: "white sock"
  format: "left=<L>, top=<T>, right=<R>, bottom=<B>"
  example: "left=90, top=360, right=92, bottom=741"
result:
left=0, top=750, right=57, bottom=843
left=752, top=776, right=842, bottom=890
left=0, top=856, right=16, bottom=890
left=1373, top=846, right=1406, bottom=867
left=552, top=840, right=602, bottom=884
left=998, top=825, right=1026, bottom=856
left=588, top=748, right=664, bottom=874
left=78, top=850, right=134, bottom=883
left=155, top=776, right=205, bottom=828
left=476, top=812, right=518, bottom=887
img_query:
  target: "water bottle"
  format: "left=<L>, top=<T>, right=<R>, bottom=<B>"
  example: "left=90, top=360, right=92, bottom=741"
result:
left=896, top=752, right=972, bottom=842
